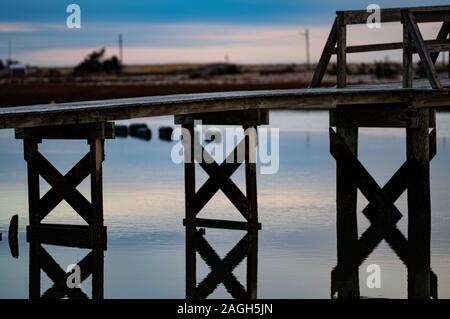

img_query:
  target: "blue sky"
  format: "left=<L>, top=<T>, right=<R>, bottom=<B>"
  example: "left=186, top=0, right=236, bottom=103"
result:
left=0, top=0, right=448, bottom=65
left=1, top=1, right=447, bottom=24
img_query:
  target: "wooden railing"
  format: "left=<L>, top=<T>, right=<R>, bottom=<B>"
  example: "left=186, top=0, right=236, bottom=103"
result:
left=310, top=5, right=450, bottom=89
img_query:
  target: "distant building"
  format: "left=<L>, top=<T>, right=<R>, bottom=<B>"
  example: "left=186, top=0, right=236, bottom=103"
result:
left=8, top=63, right=27, bottom=77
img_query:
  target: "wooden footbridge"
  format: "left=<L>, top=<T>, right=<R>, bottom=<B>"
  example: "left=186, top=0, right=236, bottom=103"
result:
left=2, top=5, right=450, bottom=299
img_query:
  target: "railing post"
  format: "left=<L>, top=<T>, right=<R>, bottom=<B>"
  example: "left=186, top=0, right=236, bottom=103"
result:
left=336, top=12, right=347, bottom=88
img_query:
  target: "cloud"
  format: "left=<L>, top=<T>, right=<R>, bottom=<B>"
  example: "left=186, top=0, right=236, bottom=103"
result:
left=0, top=22, right=65, bottom=32
left=0, top=23, right=38, bottom=32
left=12, top=21, right=442, bottom=66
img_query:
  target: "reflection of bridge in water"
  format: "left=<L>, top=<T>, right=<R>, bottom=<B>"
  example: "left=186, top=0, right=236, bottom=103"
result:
left=3, top=5, right=450, bottom=299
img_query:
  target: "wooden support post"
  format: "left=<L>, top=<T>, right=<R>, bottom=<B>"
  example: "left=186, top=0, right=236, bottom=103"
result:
left=337, top=13, right=347, bottom=88
left=406, top=108, right=431, bottom=299
left=178, top=111, right=264, bottom=299
left=335, top=124, right=359, bottom=298
left=89, top=138, right=104, bottom=238
left=25, top=140, right=41, bottom=227
left=16, top=122, right=114, bottom=248
left=183, top=123, right=197, bottom=299
left=244, top=125, right=258, bottom=229
left=403, top=19, right=413, bottom=88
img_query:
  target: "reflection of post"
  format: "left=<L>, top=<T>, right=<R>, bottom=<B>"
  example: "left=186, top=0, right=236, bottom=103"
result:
left=28, top=235, right=106, bottom=299
left=185, top=228, right=259, bottom=299
left=245, top=126, right=258, bottom=229
left=246, top=230, right=258, bottom=299
left=92, top=240, right=105, bottom=300
left=29, top=241, right=41, bottom=299
left=406, top=109, right=431, bottom=299
left=335, top=125, right=360, bottom=299
left=183, top=123, right=197, bottom=299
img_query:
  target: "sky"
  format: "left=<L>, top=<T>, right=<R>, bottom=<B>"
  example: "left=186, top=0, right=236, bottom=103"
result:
left=0, top=0, right=448, bottom=66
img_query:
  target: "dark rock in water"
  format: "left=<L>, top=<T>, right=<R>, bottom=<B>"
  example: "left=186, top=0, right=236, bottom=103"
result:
left=8, top=214, right=19, bottom=259
left=0, top=232, right=2, bottom=241
left=159, top=126, right=173, bottom=142
left=129, top=123, right=148, bottom=135
left=129, top=124, right=152, bottom=141
left=114, top=124, right=129, bottom=138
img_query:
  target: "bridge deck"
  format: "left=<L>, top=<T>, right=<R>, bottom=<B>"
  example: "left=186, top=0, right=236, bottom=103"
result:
left=0, top=80, right=449, bottom=129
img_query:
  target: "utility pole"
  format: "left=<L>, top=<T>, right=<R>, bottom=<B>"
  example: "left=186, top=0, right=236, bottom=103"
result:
left=119, top=34, right=123, bottom=64
left=8, top=40, right=11, bottom=65
left=300, top=29, right=310, bottom=66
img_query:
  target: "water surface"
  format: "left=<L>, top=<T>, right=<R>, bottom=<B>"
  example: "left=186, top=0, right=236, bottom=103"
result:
left=1, top=110, right=450, bottom=299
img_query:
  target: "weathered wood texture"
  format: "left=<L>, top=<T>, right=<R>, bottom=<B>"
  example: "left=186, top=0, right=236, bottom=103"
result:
left=339, top=6, right=450, bottom=25
left=21, top=123, right=110, bottom=254
left=334, top=126, right=360, bottom=299
left=329, top=104, right=436, bottom=299
left=175, top=109, right=269, bottom=126
left=406, top=109, right=432, bottom=299
left=0, top=86, right=450, bottom=129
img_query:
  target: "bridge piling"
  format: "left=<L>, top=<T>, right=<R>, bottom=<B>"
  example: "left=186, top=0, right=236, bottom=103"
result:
left=330, top=105, right=437, bottom=299
left=15, top=122, right=114, bottom=248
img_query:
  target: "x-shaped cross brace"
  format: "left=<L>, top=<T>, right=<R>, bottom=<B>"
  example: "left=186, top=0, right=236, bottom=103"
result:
left=31, top=244, right=95, bottom=299
left=330, top=128, right=438, bottom=298
left=188, top=229, right=256, bottom=299
left=24, top=142, right=102, bottom=226
left=192, top=138, right=250, bottom=220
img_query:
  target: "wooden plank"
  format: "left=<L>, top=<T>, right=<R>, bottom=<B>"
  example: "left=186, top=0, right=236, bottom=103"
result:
left=183, top=218, right=261, bottom=231
left=414, top=10, right=450, bottom=23
left=27, top=224, right=107, bottom=249
left=332, top=39, right=450, bottom=55
left=404, top=12, right=443, bottom=89
left=15, top=122, right=115, bottom=140
left=175, top=109, right=269, bottom=126
left=310, top=18, right=338, bottom=88
left=340, top=6, right=450, bottom=25
left=0, top=88, right=447, bottom=130
left=337, top=13, right=347, bottom=88
left=330, top=104, right=417, bottom=128
left=406, top=108, right=431, bottom=299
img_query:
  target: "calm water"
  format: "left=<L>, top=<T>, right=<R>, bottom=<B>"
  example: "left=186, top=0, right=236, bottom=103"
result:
left=1, top=110, right=450, bottom=299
